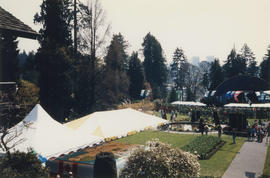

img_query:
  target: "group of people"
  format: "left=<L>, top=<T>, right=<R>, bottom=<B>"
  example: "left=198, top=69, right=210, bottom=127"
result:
left=247, top=120, right=270, bottom=143
left=159, top=109, right=178, bottom=122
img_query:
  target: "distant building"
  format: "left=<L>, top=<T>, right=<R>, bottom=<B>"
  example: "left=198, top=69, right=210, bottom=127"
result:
left=205, top=56, right=215, bottom=63
left=190, top=56, right=200, bottom=66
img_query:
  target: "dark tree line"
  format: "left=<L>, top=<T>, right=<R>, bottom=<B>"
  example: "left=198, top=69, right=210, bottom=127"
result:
left=1, top=0, right=270, bottom=121
left=169, top=43, right=270, bottom=102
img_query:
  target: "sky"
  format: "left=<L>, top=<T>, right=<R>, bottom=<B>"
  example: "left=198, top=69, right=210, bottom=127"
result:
left=0, top=0, right=269, bottom=64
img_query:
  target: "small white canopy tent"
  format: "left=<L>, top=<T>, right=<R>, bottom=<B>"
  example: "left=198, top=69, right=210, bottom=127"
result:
left=3, top=104, right=103, bottom=159
left=171, top=101, right=206, bottom=106
left=224, top=103, right=270, bottom=108
left=66, top=108, right=168, bottom=139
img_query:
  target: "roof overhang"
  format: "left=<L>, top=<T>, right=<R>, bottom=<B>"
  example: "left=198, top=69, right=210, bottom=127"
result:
left=0, top=6, right=39, bottom=40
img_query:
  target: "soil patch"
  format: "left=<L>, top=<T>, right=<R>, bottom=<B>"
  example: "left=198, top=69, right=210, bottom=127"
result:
left=69, top=142, right=137, bottom=162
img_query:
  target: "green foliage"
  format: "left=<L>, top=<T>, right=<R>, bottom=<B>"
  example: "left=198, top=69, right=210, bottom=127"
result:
left=94, top=152, right=117, bottom=178
left=73, top=55, right=96, bottom=116
left=199, top=135, right=246, bottom=177
left=34, top=0, right=73, bottom=48
left=262, top=144, right=270, bottom=177
left=15, top=80, right=39, bottom=118
left=97, top=34, right=129, bottom=109
left=35, top=0, right=74, bottom=121
left=223, top=48, right=247, bottom=79
left=36, top=47, right=73, bottom=121
left=0, top=32, right=19, bottom=82
left=120, top=139, right=200, bottom=178
left=209, top=59, right=224, bottom=90
left=128, top=52, right=145, bottom=100
left=260, top=45, right=270, bottom=84
left=170, top=48, right=188, bottom=89
left=142, top=33, right=167, bottom=99
left=0, top=150, right=50, bottom=178
left=240, top=44, right=257, bottom=77
left=115, top=131, right=246, bottom=177
left=105, top=33, right=128, bottom=72
left=21, top=51, right=39, bottom=85
left=182, top=135, right=222, bottom=159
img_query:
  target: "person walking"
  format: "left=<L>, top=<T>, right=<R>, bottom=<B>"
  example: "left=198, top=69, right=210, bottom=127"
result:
left=251, top=125, right=255, bottom=141
left=232, top=128, right=237, bottom=144
left=204, top=125, right=209, bottom=135
left=217, top=124, right=222, bottom=138
left=199, top=118, right=204, bottom=135
left=259, top=128, right=264, bottom=143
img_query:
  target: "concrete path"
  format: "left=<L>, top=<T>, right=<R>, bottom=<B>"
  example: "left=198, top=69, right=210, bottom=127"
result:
left=222, top=138, right=268, bottom=178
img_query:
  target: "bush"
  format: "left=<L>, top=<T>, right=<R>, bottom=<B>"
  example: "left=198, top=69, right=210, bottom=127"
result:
left=15, top=80, right=40, bottom=119
left=119, top=139, right=200, bottom=178
left=93, top=152, right=117, bottom=178
left=0, top=150, right=50, bottom=178
left=182, top=135, right=222, bottom=159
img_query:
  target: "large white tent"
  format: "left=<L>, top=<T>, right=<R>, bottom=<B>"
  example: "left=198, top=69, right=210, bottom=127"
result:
left=66, top=108, right=168, bottom=139
left=3, top=104, right=103, bottom=159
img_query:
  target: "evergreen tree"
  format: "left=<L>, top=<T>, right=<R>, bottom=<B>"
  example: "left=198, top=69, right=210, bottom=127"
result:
left=21, top=52, right=39, bottom=85
left=209, top=59, right=224, bottom=90
left=97, top=34, right=130, bottom=108
left=223, top=48, right=247, bottom=79
left=34, top=0, right=74, bottom=121
left=240, top=44, right=257, bottom=77
left=170, top=47, right=188, bottom=90
left=199, top=61, right=211, bottom=90
left=128, top=52, right=144, bottom=100
left=260, top=45, right=270, bottom=84
left=0, top=32, right=19, bottom=82
left=73, top=55, right=95, bottom=116
left=142, top=33, right=167, bottom=99
left=115, top=33, right=129, bottom=72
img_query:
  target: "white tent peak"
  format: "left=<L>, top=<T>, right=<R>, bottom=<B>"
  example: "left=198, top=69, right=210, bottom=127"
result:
left=5, top=104, right=103, bottom=158
left=24, top=104, right=57, bottom=125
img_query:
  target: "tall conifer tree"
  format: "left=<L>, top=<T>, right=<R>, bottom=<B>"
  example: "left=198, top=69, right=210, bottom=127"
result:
left=209, top=59, right=224, bottom=90
left=34, top=0, right=73, bottom=121
left=128, top=52, right=144, bottom=100
left=260, top=45, right=270, bottom=84
left=142, top=33, right=167, bottom=99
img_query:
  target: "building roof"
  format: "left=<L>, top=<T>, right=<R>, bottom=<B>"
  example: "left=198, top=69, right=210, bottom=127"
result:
left=0, top=6, right=39, bottom=39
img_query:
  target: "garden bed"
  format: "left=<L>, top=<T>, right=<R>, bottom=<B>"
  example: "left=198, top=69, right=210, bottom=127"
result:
left=182, top=135, right=224, bottom=160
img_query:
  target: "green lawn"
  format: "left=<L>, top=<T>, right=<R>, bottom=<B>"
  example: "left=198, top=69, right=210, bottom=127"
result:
left=199, top=135, right=246, bottom=177
left=262, top=144, right=270, bottom=177
left=114, top=131, right=246, bottom=177
left=115, top=130, right=195, bottom=148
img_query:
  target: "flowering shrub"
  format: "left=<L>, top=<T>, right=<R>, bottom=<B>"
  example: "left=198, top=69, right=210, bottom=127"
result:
left=182, top=135, right=222, bottom=159
left=119, top=139, right=200, bottom=178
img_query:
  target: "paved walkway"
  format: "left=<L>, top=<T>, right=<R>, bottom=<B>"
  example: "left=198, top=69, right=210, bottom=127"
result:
left=222, top=138, right=268, bottom=178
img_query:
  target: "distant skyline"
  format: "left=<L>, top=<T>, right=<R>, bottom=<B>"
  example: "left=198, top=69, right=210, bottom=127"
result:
left=0, top=0, right=269, bottom=64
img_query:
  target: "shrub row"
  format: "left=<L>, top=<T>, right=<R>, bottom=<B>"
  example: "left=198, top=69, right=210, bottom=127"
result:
left=182, top=135, right=222, bottom=159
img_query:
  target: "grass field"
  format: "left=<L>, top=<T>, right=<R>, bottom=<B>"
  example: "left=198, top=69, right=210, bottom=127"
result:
left=262, top=144, right=270, bottom=178
left=199, top=135, right=246, bottom=177
left=114, top=130, right=246, bottom=177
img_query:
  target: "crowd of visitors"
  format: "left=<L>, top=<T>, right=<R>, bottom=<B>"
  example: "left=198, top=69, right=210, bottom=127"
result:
left=247, top=120, right=270, bottom=143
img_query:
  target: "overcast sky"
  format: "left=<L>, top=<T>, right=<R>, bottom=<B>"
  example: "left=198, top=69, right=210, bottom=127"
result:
left=0, top=0, right=269, bottom=64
